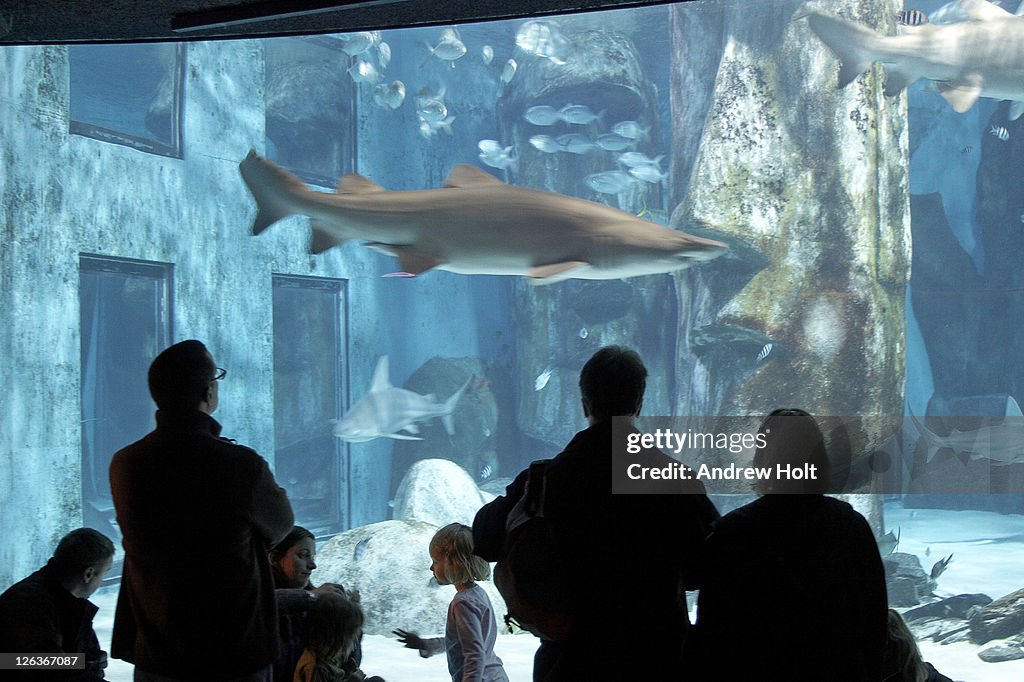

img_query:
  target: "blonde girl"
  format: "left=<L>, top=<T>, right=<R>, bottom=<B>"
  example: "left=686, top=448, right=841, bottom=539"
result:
left=394, top=523, right=509, bottom=682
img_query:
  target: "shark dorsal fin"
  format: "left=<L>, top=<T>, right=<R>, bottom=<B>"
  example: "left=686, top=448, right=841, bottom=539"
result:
left=338, top=173, right=386, bottom=194
left=443, top=164, right=504, bottom=189
left=371, top=356, right=391, bottom=392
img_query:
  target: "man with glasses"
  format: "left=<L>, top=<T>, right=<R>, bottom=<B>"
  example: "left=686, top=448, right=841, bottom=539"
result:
left=109, top=339, right=294, bottom=682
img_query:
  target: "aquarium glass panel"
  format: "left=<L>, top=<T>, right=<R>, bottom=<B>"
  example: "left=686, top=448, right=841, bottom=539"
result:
left=70, top=43, right=184, bottom=156
left=272, top=275, right=348, bottom=532
left=79, top=255, right=173, bottom=539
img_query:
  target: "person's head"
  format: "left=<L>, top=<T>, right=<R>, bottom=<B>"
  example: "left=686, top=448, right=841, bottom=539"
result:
left=147, top=339, right=222, bottom=414
left=47, top=528, right=115, bottom=599
left=752, top=408, right=831, bottom=494
left=269, top=526, right=317, bottom=589
left=578, top=346, right=647, bottom=424
left=304, top=592, right=364, bottom=664
left=428, top=522, right=490, bottom=587
left=882, top=609, right=928, bottom=682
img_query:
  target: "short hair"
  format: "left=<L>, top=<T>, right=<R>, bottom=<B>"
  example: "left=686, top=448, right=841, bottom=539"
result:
left=752, top=408, right=831, bottom=494
left=578, top=346, right=647, bottom=422
left=147, top=340, right=216, bottom=411
left=47, top=528, right=114, bottom=581
left=305, top=592, right=364, bottom=663
left=430, top=523, right=490, bottom=584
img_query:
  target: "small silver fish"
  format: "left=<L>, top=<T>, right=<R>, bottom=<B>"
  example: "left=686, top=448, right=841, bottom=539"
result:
left=373, top=80, right=405, bottom=110
left=426, top=27, right=467, bottom=63
left=584, top=170, right=635, bottom=195
left=555, top=133, right=595, bottom=155
left=479, top=464, right=493, bottom=480
left=481, top=45, right=494, bottom=65
left=612, top=120, right=648, bottom=141
left=579, top=327, right=589, bottom=339
left=930, top=553, right=953, bottom=580
left=558, top=104, right=600, bottom=125
left=595, top=133, right=633, bottom=152
left=756, top=342, right=773, bottom=362
left=628, top=164, right=668, bottom=184
left=415, top=86, right=448, bottom=122
left=339, top=31, right=378, bottom=56
left=419, top=115, right=456, bottom=139
left=478, top=140, right=516, bottom=171
left=353, top=537, right=371, bottom=561
left=618, top=152, right=663, bottom=168
left=377, top=41, right=392, bottom=69
left=877, top=527, right=900, bottom=555
left=501, top=59, right=517, bottom=85
left=925, top=545, right=931, bottom=557
left=535, top=367, right=553, bottom=391
left=515, top=20, right=571, bottom=64
left=529, top=134, right=561, bottom=153
left=895, top=9, right=928, bottom=26
left=961, top=144, right=973, bottom=155
left=524, top=105, right=560, bottom=126
left=990, top=125, right=1010, bottom=142
left=347, top=59, right=381, bottom=84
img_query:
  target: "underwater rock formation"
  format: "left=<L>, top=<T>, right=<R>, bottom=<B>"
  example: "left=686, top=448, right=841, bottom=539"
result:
left=392, top=458, right=495, bottom=528
left=969, top=587, right=1024, bottom=645
left=670, top=0, right=909, bottom=466
left=314, top=519, right=507, bottom=636
left=390, top=357, right=498, bottom=491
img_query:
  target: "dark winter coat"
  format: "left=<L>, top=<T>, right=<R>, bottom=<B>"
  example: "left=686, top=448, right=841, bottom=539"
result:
left=0, top=565, right=107, bottom=680
left=692, top=494, right=888, bottom=681
left=474, top=420, right=719, bottom=680
left=109, top=409, right=294, bottom=680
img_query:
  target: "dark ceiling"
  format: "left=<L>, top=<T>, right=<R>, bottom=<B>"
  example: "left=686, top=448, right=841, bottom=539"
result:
left=0, top=0, right=681, bottom=45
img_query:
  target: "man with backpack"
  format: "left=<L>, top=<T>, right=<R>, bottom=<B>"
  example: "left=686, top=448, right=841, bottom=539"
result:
left=473, top=346, right=719, bottom=681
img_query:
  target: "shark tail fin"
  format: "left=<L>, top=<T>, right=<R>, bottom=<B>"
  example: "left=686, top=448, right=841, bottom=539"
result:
left=239, top=150, right=308, bottom=235
left=804, top=11, right=884, bottom=89
left=441, top=374, right=473, bottom=436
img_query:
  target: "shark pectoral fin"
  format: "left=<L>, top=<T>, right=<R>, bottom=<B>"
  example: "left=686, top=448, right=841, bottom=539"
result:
left=337, top=173, right=386, bottom=194
left=936, top=77, right=983, bottom=113
left=442, top=413, right=455, bottom=436
left=401, top=423, right=421, bottom=434
left=1009, top=101, right=1024, bottom=122
left=443, top=164, right=504, bottom=188
left=528, top=261, right=589, bottom=285
left=309, top=221, right=345, bottom=254
left=395, top=249, right=443, bottom=275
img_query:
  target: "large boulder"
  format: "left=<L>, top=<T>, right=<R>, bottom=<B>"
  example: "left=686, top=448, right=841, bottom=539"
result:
left=969, top=588, right=1024, bottom=645
left=392, top=458, right=494, bottom=527
left=314, top=520, right=507, bottom=636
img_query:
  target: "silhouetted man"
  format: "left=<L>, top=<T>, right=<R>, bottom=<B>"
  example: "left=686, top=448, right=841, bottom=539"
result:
left=474, top=346, right=719, bottom=680
left=110, top=339, right=294, bottom=681
left=0, top=528, right=114, bottom=680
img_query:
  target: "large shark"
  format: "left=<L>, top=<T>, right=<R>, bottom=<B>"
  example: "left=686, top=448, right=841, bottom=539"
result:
left=239, top=150, right=726, bottom=284
left=334, top=356, right=470, bottom=443
left=797, top=0, right=1024, bottom=119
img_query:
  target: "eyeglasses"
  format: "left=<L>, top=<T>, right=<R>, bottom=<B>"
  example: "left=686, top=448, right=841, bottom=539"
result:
left=212, top=367, right=227, bottom=382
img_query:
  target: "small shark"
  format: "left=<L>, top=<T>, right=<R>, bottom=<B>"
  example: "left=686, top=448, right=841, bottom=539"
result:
left=239, top=150, right=726, bottom=284
left=908, top=397, right=1024, bottom=466
left=334, top=356, right=470, bottom=443
left=797, top=0, right=1024, bottom=120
